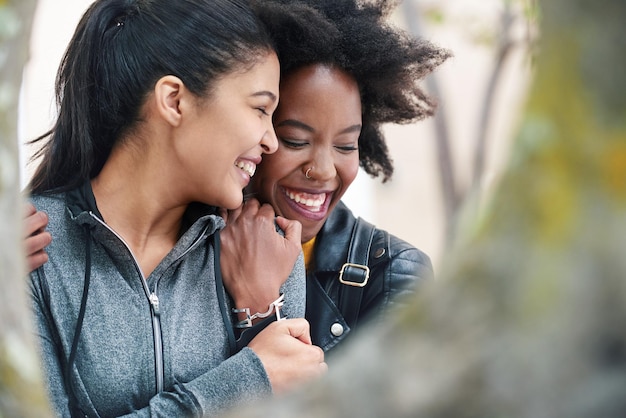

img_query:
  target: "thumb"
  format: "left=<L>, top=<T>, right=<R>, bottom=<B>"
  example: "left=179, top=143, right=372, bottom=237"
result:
left=276, top=216, right=302, bottom=245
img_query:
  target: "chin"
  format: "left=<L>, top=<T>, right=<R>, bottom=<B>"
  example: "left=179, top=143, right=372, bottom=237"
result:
left=222, top=194, right=244, bottom=210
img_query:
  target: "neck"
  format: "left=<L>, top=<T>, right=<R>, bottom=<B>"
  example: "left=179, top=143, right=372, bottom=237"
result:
left=91, top=145, right=186, bottom=277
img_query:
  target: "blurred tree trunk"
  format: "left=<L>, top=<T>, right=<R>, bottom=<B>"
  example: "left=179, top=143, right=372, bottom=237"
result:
left=225, top=0, right=626, bottom=416
left=0, top=0, right=52, bottom=416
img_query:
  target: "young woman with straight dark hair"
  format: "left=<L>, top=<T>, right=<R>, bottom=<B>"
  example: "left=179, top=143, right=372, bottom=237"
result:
left=27, top=0, right=325, bottom=416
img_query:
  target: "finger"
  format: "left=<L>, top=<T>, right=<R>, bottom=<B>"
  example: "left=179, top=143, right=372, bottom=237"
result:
left=24, top=202, right=37, bottom=217
left=319, top=361, right=328, bottom=374
left=276, top=217, right=302, bottom=245
left=26, top=250, right=49, bottom=272
left=25, top=231, right=52, bottom=255
left=24, top=210, right=49, bottom=237
left=225, top=204, right=245, bottom=223
left=256, top=202, right=276, bottom=218
left=241, top=197, right=261, bottom=215
left=282, top=318, right=312, bottom=345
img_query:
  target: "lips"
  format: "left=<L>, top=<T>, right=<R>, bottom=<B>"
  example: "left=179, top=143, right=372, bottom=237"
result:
left=283, top=187, right=328, bottom=213
left=235, top=159, right=256, bottom=177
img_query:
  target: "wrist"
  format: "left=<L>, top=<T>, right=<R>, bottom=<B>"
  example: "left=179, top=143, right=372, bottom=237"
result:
left=232, top=293, right=285, bottom=328
left=232, top=291, right=281, bottom=320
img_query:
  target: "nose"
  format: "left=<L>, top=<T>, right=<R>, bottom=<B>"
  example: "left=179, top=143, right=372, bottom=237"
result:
left=260, top=121, right=278, bottom=154
left=309, top=145, right=337, bottom=181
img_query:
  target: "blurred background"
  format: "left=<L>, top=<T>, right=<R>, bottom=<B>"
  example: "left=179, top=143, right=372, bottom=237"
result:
left=18, top=0, right=536, bottom=271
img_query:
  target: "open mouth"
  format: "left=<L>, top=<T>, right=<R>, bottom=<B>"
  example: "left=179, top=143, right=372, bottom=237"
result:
left=235, top=159, right=256, bottom=177
left=284, top=188, right=327, bottom=212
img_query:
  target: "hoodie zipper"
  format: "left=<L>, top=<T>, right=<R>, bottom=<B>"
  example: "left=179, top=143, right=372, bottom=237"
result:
left=148, top=292, right=164, bottom=392
left=88, top=212, right=211, bottom=394
left=89, top=213, right=166, bottom=393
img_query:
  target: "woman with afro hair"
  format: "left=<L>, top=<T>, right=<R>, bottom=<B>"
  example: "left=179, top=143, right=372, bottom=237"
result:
left=222, top=0, right=451, bottom=353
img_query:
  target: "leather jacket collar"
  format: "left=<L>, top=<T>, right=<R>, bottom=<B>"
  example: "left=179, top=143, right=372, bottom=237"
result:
left=311, top=201, right=357, bottom=274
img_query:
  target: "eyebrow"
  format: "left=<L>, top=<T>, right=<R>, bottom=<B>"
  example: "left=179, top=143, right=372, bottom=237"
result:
left=251, top=91, right=278, bottom=103
left=276, top=119, right=362, bottom=135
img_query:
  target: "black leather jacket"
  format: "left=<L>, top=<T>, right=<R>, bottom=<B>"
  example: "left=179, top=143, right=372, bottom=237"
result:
left=305, top=202, right=434, bottom=352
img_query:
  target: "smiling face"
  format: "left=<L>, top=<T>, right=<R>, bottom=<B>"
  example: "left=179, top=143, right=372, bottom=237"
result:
left=249, top=64, right=362, bottom=242
left=177, top=51, right=280, bottom=210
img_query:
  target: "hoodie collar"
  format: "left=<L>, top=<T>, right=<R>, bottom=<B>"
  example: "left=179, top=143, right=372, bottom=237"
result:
left=65, top=179, right=224, bottom=236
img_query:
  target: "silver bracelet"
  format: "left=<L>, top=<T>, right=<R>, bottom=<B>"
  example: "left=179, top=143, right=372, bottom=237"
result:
left=233, top=293, right=285, bottom=329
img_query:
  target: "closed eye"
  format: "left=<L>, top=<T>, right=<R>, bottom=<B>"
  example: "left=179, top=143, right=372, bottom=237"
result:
left=279, top=138, right=308, bottom=149
left=251, top=90, right=278, bottom=117
left=336, top=145, right=358, bottom=153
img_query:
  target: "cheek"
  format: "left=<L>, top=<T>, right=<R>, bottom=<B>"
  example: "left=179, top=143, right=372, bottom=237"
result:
left=256, top=155, right=280, bottom=184
left=339, top=156, right=360, bottom=189
left=251, top=155, right=287, bottom=197
left=260, top=151, right=301, bottom=181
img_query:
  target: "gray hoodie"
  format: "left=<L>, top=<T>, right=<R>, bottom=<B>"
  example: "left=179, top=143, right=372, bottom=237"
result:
left=29, top=184, right=306, bottom=417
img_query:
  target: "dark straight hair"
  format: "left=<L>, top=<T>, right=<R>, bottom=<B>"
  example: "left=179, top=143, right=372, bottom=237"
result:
left=29, top=0, right=274, bottom=194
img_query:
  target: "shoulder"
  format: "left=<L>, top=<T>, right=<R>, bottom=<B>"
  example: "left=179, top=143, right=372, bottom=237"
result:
left=29, top=191, right=87, bottom=266
left=356, top=222, right=432, bottom=322
left=364, top=222, right=434, bottom=282
left=30, top=192, right=65, bottom=214
left=30, top=192, right=69, bottom=229
left=388, top=234, right=426, bottom=262
left=30, top=193, right=80, bottom=239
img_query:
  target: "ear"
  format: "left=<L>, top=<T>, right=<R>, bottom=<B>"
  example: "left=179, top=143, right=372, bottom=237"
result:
left=154, top=75, right=186, bottom=127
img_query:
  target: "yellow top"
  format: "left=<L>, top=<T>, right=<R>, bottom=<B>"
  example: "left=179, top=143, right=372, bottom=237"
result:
left=301, top=237, right=316, bottom=271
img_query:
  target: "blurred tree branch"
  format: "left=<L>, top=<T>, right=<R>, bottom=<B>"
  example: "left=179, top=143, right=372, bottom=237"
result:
left=401, top=0, right=538, bottom=249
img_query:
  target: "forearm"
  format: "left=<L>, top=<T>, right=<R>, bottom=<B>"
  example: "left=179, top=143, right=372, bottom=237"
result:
left=31, top=274, right=272, bottom=417
left=118, top=348, right=271, bottom=417
left=38, top=330, right=271, bottom=417
left=233, top=252, right=307, bottom=351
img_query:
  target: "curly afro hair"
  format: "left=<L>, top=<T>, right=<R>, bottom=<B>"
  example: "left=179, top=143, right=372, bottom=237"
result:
left=252, top=0, right=451, bottom=182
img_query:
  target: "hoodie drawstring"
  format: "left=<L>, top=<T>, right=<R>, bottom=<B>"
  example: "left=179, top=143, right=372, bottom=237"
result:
left=66, top=226, right=92, bottom=417
left=213, top=229, right=236, bottom=355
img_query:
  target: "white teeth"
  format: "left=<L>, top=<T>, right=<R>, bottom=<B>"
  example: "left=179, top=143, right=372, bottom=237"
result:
left=286, top=190, right=326, bottom=212
left=235, top=160, right=256, bottom=177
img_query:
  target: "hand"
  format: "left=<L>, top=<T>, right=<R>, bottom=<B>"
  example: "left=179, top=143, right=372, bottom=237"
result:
left=249, top=318, right=327, bottom=394
left=24, top=202, right=52, bottom=272
left=219, top=198, right=302, bottom=316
